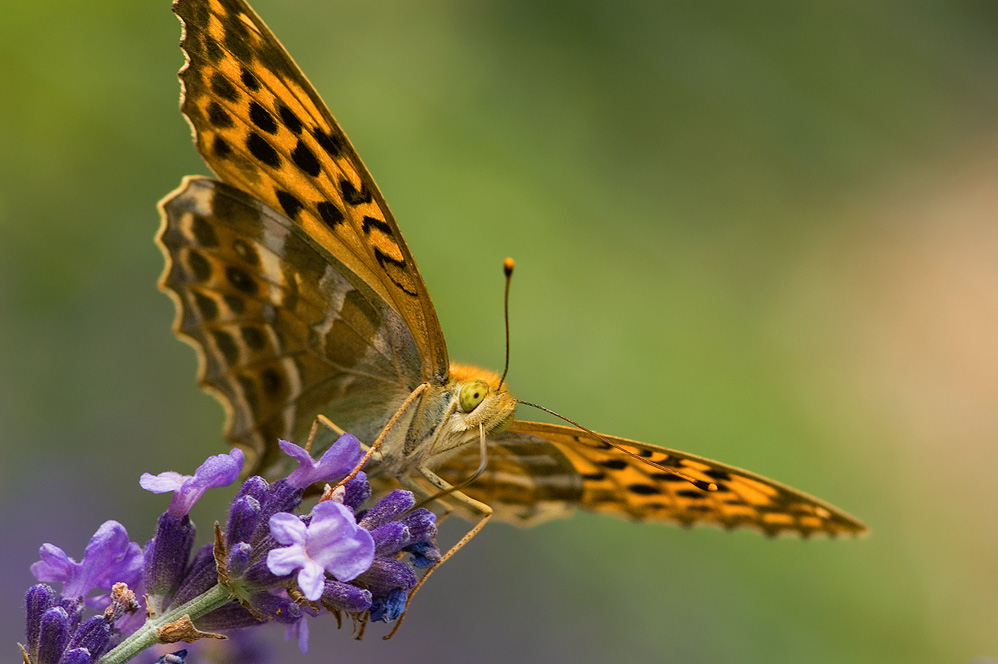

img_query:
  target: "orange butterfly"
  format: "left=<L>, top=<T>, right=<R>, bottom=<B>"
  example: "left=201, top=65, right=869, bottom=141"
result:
left=158, top=0, right=867, bottom=560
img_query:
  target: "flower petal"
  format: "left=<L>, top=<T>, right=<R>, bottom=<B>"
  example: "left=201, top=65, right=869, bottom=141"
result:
left=266, top=545, right=308, bottom=577
left=192, top=449, right=245, bottom=488
left=268, top=513, right=307, bottom=545
left=139, top=471, right=187, bottom=493
left=31, top=545, right=77, bottom=584
left=295, top=561, right=327, bottom=601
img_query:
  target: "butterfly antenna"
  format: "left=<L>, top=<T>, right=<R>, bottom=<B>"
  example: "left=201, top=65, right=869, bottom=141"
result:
left=498, top=257, right=515, bottom=391
left=516, top=399, right=718, bottom=492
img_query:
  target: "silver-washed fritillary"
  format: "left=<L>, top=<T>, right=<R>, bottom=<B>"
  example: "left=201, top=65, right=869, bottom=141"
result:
left=158, top=0, right=868, bottom=552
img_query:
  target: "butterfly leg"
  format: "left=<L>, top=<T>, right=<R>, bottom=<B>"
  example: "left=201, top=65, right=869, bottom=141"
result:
left=304, top=414, right=346, bottom=453
left=316, top=384, right=431, bottom=501
left=385, top=466, right=492, bottom=639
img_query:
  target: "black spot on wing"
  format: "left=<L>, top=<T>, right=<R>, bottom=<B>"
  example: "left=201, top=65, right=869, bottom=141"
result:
left=212, top=329, right=240, bottom=366
left=246, top=132, right=280, bottom=168
left=599, top=458, right=628, bottom=471
left=277, top=103, right=303, bottom=135
left=361, top=215, right=393, bottom=237
left=249, top=102, right=278, bottom=134
left=317, top=201, right=345, bottom=228
left=650, top=472, right=686, bottom=482
left=190, top=215, right=219, bottom=247
left=372, top=248, right=417, bottom=296
left=372, top=247, right=407, bottom=270
left=203, top=38, right=224, bottom=65
left=236, top=374, right=257, bottom=410
left=212, top=135, right=232, bottom=159
left=241, top=326, right=266, bottom=350
left=226, top=265, right=257, bottom=295
left=207, top=101, right=234, bottom=128
left=291, top=140, right=320, bottom=177
left=187, top=250, right=211, bottom=281
left=313, top=127, right=344, bottom=158
left=339, top=178, right=372, bottom=206
left=261, top=367, right=284, bottom=397
left=240, top=67, right=260, bottom=91
left=628, top=484, right=661, bottom=495
left=210, top=73, right=239, bottom=102
left=193, top=292, right=219, bottom=321
left=221, top=12, right=252, bottom=61
left=275, top=190, right=303, bottom=219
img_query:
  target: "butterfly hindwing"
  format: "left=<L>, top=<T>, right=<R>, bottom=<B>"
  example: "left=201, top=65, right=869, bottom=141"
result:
left=172, top=0, right=449, bottom=384
left=436, top=421, right=868, bottom=537
left=158, top=176, right=422, bottom=475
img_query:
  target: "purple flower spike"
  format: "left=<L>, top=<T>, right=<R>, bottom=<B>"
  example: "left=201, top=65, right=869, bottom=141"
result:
left=227, top=495, right=262, bottom=545
left=370, top=522, right=409, bottom=557
left=194, top=601, right=263, bottom=632
left=281, top=434, right=363, bottom=490
left=320, top=579, right=372, bottom=613
left=398, top=509, right=437, bottom=545
left=66, top=615, right=111, bottom=661
left=171, top=544, right=216, bottom=607
left=358, top=490, right=415, bottom=531
left=266, top=501, right=375, bottom=601
left=370, top=588, right=407, bottom=623
left=141, top=448, right=245, bottom=519
left=250, top=591, right=303, bottom=624
left=227, top=542, right=253, bottom=578
left=145, top=513, right=195, bottom=611
left=58, top=649, right=93, bottom=664
left=340, top=471, right=371, bottom=510
left=31, top=521, right=140, bottom=600
left=25, top=584, right=57, bottom=657
left=21, top=428, right=435, bottom=658
left=35, top=607, right=70, bottom=664
left=405, top=540, right=442, bottom=568
left=359, top=558, right=417, bottom=595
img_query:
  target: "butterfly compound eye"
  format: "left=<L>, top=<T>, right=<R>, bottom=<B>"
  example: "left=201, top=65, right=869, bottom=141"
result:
left=458, top=380, right=490, bottom=412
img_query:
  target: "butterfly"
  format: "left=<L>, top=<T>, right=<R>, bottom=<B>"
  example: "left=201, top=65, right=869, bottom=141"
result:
left=158, top=0, right=867, bottom=543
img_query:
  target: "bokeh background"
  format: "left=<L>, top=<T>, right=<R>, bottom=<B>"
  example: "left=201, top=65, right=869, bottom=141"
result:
left=2, top=1, right=997, bottom=662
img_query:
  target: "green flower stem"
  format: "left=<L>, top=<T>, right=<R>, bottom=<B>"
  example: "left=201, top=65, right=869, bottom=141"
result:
left=98, top=583, right=234, bottom=664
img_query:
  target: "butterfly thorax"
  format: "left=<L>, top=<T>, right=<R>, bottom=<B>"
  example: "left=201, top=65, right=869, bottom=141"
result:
left=375, top=363, right=516, bottom=478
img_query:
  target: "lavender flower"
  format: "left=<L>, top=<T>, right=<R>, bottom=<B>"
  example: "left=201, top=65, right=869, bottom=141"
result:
left=21, top=433, right=440, bottom=664
left=140, top=448, right=245, bottom=519
left=267, top=501, right=375, bottom=600
left=354, top=490, right=441, bottom=622
left=24, top=520, right=145, bottom=664
left=30, top=521, right=143, bottom=602
left=280, top=436, right=363, bottom=489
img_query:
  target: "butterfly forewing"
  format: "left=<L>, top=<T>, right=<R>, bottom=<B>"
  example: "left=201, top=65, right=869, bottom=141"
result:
left=172, top=0, right=448, bottom=384
left=436, top=421, right=867, bottom=537
left=159, top=176, right=421, bottom=475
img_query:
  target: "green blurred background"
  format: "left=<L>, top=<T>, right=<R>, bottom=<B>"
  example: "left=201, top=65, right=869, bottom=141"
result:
left=3, top=1, right=997, bottom=662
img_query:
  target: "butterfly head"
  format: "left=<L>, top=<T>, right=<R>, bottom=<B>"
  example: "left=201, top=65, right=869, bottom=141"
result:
left=448, top=363, right=516, bottom=434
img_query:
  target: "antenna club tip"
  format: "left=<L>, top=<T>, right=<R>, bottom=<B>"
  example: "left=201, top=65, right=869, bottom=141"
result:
left=503, top=257, right=515, bottom=276
left=695, top=480, right=719, bottom=492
